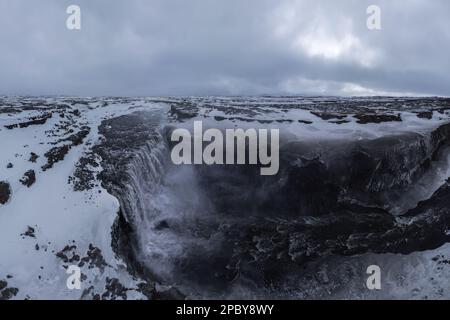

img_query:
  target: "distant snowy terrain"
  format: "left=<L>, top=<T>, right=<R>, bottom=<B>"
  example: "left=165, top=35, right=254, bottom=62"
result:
left=1, top=96, right=450, bottom=300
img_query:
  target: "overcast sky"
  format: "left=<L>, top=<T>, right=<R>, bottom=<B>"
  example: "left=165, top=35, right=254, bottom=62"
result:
left=0, top=0, right=449, bottom=97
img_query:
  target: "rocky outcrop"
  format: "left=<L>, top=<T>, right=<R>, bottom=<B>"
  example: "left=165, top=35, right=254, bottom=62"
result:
left=0, top=280, right=19, bottom=300
left=169, top=101, right=199, bottom=121
left=29, top=152, right=39, bottom=163
left=20, top=170, right=36, bottom=188
left=4, top=113, right=52, bottom=130
left=354, top=113, right=402, bottom=124
left=0, top=181, right=11, bottom=205
left=42, top=145, right=70, bottom=171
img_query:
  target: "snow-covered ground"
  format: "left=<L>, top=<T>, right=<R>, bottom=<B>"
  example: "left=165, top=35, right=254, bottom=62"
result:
left=0, top=98, right=164, bottom=299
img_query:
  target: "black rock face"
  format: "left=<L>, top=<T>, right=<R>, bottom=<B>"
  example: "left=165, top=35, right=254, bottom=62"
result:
left=195, top=123, right=450, bottom=217
left=354, top=113, right=402, bottom=124
left=0, top=181, right=11, bottom=205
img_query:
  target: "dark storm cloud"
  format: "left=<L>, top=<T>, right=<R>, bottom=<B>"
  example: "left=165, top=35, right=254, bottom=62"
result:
left=0, top=0, right=449, bottom=96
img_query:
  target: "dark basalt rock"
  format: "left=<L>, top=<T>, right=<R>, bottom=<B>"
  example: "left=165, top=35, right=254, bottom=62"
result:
left=101, top=277, right=128, bottom=300
left=0, top=282, right=19, bottom=300
left=174, top=180, right=450, bottom=287
left=6, top=163, right=13, bottom=169
left=62, top=126, right=91, bottom=146
left=311, top=112, right=347, bottom=121
left=330, top=120, right=350, bottom=124
left=55, top=243, right=108, bottom=272
left=155, top=220, right=170, bottom=230
left=152, top=286, right=186, bottom=300
left=136, top=282, right=155, bottom=299
left=86, top=244, right=108, bottom=271
left=71, top=109, right=81, bottom=117
left=42, top=145, right=70, bottom=171
left=0, top=181, right=11, bottom=205
left=29, top=152, right=39, bottom=163
left=69, top=153, right=99, bottom=191
left=256, top=119, right=273, bottom=124
left=0, top=107, right=21, bottom=114
left=213, top=116, right=291, bottom=124
left=0, top=280, right=6, bottom=291
left=416, top=111, right=433, bottom=119
left=256, top=180, right=450, bottom=259
left=20, top=170, right=36, bottom=187
left=55, top=245, right=78, bottom=263
left=354, top=113, right=402, bottom=124
left=196, top=122, right=450, bottom=217
left=42, top=125, right=90, bottom=172
left=169, top=101, right=199, bottom=121
left=21, top=226, right=36, bottom=238
left=4, top=113, right=52, bottom=129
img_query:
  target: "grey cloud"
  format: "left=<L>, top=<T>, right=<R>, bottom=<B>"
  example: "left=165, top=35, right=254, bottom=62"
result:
left=0, top=0, right=449, bottom=96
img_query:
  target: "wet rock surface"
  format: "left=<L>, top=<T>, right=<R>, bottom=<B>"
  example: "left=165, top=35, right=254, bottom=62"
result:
left=223, top=180, right=450, bottom=268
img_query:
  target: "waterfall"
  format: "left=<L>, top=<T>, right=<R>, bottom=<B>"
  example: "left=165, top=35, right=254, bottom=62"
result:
left=120, top=137, right=169, bottom=225
left=96, top=109, right=450, bottom=299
